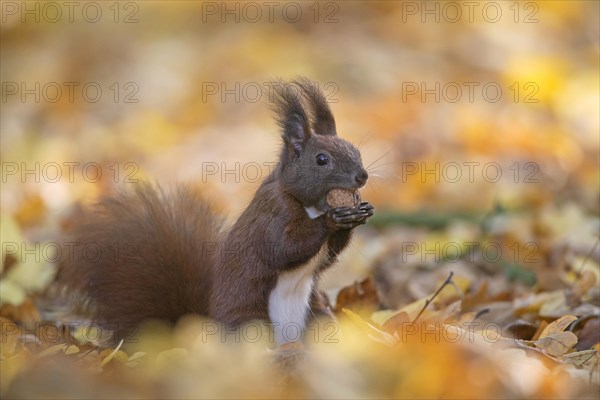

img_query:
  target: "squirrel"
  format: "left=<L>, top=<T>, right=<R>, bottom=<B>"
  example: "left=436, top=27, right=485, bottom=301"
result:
left=60, top=78, right=374, bottom=345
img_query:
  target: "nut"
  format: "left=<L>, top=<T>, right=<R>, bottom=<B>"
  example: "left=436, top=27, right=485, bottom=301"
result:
left=326, top=189, right=360, bottom=208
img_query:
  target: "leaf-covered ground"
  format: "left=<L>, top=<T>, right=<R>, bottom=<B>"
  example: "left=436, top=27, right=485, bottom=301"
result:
left=1, top=1, right=599, bottom=399
left=2, top=204, right=599, bottom=398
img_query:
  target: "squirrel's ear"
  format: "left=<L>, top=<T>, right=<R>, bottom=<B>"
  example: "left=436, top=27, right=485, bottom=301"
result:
left=283, top=114, right=310, bottom=157
left=271, top=80, right=311, bottom=157
left=294, top=77, right=337, bottom=136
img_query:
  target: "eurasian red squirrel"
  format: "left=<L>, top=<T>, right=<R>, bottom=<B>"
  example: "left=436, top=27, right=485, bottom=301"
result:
left=61, top=78, right=374, bottom=345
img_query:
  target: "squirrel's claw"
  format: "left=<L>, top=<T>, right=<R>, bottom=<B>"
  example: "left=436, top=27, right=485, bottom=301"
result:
left=357, top=202, right=374, bottom=216
left=327, top=201, right=374, bottom=230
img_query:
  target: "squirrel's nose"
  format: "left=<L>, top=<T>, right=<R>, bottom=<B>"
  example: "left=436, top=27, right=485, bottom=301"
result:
left=354, top=169, right=368, bottom=187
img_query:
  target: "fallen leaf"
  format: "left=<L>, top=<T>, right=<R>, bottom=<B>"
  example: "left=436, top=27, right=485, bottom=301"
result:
left=534, top=331, right=578, bottom=356
left=64, top=345, right=80, bottom=355
left=99, top=339, right=125, bottom=367
left=127, top=351, right=146, bottom=362
left=539, top=292, right=570, bottom=318
left=575, top=318, right=600, bottom=351
left=503, top=320, right=538, bottom=340
left=514, top=290, right=568, bottom=317
left=432, top=275, right=470, bottom=308
left=381, top=311, right=410, bottom=334
left=531, top=320, right=549, bottom=341
left=341, top=308, right=397, bottom=347
left=334, top=277, right=380, bottom=314
left=562, top=349, right=599, bottom=370
left=539, top=314, right=577, bottom=339
left=461, top=280, right=489, bottom=312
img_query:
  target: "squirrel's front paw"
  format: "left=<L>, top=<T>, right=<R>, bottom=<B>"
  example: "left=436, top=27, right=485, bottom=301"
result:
left=327, top=201, right=374, bottom=230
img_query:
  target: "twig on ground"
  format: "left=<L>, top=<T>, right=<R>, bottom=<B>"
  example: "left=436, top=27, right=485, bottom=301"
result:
left=412, top=271, right=454, bottom=324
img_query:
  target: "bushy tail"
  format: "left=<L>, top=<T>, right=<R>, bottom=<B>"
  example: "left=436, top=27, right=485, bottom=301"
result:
left=59, top=183, right=222, bottom=340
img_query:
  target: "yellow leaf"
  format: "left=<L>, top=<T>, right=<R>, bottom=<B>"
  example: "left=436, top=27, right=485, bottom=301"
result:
left=0, top=281, right=26, bottom=306
left=126, top=351, right=146, bottom=368
left=504, top=56, right=567, bottom=105
left=376, top=274, right=467, bottom=328
left=64, top=345, right=80, bottom=355
left=127, top=352, right=146, bottom=362
left=371, top=309, right=399, bottom=326
left=342, top=308, right=397, bottom=347
left=433, top=275, right=469, bottom=307
left=387, top=298, right=428, bottom=322
left=100, top=339, right=124, bottom=367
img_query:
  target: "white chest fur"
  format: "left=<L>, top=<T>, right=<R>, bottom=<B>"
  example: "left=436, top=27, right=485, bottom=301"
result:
left=268, top=245, right=328, bottom=345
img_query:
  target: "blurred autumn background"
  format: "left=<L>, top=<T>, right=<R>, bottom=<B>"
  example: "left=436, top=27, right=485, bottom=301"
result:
left=1, top=1, right=599, bottom=399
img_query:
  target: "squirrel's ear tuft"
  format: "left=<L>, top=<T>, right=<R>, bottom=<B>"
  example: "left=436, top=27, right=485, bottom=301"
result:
left=294, top=77, right=337, bottom=136
left=271, top=79, right=311, bottom=158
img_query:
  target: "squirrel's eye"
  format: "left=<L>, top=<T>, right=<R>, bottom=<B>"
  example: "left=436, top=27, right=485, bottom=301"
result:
left=316, top=153, right=329, bottom=166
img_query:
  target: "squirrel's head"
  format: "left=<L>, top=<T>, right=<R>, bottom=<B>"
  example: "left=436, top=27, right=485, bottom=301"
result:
left=272, top=78, right=368, bottom=210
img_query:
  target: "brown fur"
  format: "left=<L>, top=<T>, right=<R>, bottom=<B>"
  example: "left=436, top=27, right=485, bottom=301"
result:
left=60, top=184, right=223, bottom=339
left=60, top=78, right=372, bottom=341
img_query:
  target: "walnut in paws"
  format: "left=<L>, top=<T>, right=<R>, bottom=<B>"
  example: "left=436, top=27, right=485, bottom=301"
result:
left=326, top=189, right=361, bottom=208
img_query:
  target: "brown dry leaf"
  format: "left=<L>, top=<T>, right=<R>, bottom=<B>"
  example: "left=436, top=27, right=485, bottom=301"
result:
left=461, top=280, right=489, bottom=312
left=75, top=349, right=101, bottom=366
left=562, top=349, right=599, bottom=370
left=575, top=318, right=600, bottom=351
left=334, top=277, right=379, bottom=314
left=0, top=299, right=41, bottom=324
left=514, top=290, right=567, bottom=317
left=532, top=320, right=549, bottom=341
left=534, top=331, right=578, bottom=357
left=455, top=311, right=478, bottom=326
left=442, top=324, right=509, bottom=348
left=438, top=299, right=463, bottom=322
left=539, top=291, right=570, bottom=318
left=504, top=320, right=538, bottom=340
left=539, top=314, right=578, bottom=339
